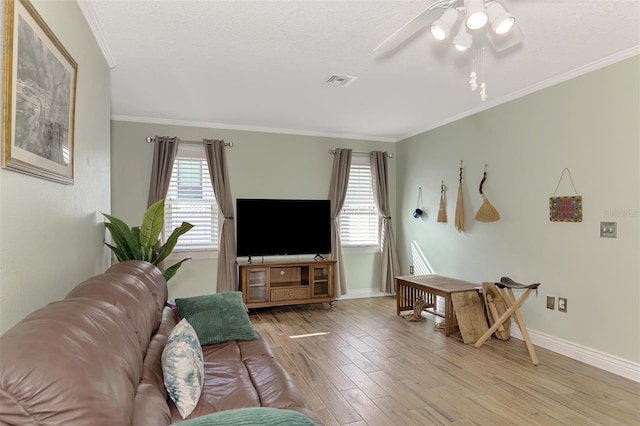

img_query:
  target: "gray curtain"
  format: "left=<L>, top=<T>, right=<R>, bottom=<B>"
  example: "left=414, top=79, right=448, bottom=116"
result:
left=204, top=139, right=237, bottom=293
left=147, top=136, right=179, bottom=207
left=371, top=151, right=400, bottom=293
left=328, top=148, right=352, bottom=297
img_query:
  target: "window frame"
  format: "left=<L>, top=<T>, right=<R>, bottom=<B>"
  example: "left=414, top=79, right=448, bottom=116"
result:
left=164, top=144, right=220, bottom=261
left=339, top=155, right=381, bottom=254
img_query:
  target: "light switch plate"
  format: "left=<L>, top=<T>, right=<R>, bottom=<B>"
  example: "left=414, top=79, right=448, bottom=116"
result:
left=600, top=222, right=617, bottom=238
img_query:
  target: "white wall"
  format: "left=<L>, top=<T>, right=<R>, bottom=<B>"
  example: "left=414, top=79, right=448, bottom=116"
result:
left=0, top=1, right=111, bottom=333
left=395, top=56, right=639, bottom=366
left=110, top=120, right=394, bottom=299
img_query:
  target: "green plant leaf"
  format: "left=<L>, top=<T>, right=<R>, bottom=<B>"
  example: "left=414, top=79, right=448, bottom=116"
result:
left=140, top=200, right=165, bottom=259
left=101, top=200, right=193, bottom=281
left=154, top=222, right=194, bottom=265
left=131, top=226, right=141, bottom=245
left=102, top=213, right=142, bottom=260
left=104, top=242, right=126, bottom=263
left=163, top=257, right=191, bottom=281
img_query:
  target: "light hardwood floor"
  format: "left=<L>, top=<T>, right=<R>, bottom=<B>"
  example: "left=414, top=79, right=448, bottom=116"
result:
left=248, top=296, right=640, bottom=426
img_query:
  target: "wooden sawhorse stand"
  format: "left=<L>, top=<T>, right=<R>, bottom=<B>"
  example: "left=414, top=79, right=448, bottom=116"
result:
left=474, top=277, right=541, bottom=365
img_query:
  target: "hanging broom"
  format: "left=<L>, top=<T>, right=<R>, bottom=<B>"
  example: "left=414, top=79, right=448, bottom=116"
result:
left=475, top=164, right=500, bottom=222
left=455, top=161, right=464, bottom=232
left=437, top=180, right=447, bottom=222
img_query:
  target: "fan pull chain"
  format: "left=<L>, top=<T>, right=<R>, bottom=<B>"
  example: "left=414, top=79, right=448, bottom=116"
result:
left=480, top=46, right=487, bottom=101
left=469, top=44, right=478, bottom=91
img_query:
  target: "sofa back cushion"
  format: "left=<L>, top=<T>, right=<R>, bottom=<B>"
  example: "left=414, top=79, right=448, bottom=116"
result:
left=0, top=298, right=142, bottom=425
left=107, top=260, right=168, bottom=323
left=66, top=263, right=161, bottom=357
left=0, top=260, right=171, bottom=425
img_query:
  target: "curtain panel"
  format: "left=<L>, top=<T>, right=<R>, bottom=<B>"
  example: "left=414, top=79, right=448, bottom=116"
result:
left=147, top=136, right=179, bottom=207
left=204, top=139, right=237, bottom=293
left=328, top=148, right=352, bottom=296
left=370, top=151, right=400, bottom=293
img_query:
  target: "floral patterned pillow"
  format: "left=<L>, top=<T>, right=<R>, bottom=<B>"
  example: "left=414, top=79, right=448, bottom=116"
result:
left=162, top=318, right=204, bottom=418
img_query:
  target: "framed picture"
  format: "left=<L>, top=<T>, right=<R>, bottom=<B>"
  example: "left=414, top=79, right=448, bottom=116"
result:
left=2, top=0, right=77, bottom=184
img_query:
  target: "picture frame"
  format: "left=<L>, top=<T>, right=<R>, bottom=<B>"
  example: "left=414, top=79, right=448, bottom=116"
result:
left=2, top=0, right=77, bottom=184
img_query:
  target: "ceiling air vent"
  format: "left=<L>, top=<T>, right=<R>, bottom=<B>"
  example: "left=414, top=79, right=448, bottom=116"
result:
left=325, top=74, right=356, bottom=87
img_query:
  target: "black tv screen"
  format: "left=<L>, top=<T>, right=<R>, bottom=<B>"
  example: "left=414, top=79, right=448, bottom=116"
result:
left=236, top=198, right=331, bottom=257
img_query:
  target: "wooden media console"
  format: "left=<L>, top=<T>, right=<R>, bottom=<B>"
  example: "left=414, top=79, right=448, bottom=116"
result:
left=238, top=259, right=336, bottom=309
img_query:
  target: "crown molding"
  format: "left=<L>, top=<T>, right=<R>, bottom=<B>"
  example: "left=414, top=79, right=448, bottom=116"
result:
left=77, top=0, right=117, bottom=68
left=402, top=47, right=640, bottom=140
left=110, top=115, right=398, bottom=143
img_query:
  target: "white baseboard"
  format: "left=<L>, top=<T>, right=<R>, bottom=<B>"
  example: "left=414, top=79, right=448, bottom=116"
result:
left=510, top=325, right=640, bottom=383
left=338, top=290, right=640, bottom=383
left=337, top=289, right=393, bottom=300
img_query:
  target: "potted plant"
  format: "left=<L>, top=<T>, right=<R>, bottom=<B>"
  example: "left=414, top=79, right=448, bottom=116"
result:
left=103, top=199, right=193, bottom=281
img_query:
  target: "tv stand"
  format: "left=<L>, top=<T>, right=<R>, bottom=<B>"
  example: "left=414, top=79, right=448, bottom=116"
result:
left=238, top=259, right=336, bottom=309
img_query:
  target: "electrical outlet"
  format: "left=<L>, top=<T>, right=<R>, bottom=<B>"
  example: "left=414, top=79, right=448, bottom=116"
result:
left=546, top=296, right=555, bottom=310
left=558, top=297, right=567, bottom=313
left=409, top=266, right=414, bottom=275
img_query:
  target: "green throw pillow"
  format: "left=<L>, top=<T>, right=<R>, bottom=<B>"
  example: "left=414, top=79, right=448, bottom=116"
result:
left=175, top=407, right=316, bottom=426
left=175, top=292, right=258, bottom=345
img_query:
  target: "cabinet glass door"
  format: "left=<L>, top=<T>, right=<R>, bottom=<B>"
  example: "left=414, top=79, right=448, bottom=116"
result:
left=311, top=265, right=330, bottom=297
left=246, top=269, right=267, bottom=302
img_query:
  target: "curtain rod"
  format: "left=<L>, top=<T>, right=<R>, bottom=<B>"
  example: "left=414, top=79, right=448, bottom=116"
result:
left=145, top=137, right=233, bottom=147
left=329, top=149, right=392, bottom=158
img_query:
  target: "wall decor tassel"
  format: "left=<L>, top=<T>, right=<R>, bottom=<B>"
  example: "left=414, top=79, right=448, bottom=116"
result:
left=475, top=164, right=500, bottom=222
left=437, top=181, right=447, bottom=223
left=413, top=187, right=424, bottom=218
left=455, top=161, right=464, bottom=232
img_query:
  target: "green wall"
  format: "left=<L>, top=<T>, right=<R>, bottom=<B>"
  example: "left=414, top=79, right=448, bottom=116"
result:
left=0, top=0, right=112, bottom=333
left=110, top=121, right=395, bottom=299
left=395, top=56, right=640, bottom=364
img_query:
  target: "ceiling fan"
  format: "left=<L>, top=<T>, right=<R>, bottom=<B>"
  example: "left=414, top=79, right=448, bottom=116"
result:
left=373, top=0, right=524, bottom=57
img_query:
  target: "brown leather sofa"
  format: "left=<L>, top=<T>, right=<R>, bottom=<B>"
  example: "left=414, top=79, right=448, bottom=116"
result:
left=0, top=260, right=318, bottom=425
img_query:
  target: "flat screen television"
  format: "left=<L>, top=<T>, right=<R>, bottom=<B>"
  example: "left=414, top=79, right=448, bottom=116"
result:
left=236, top=198, right=331, bottom=258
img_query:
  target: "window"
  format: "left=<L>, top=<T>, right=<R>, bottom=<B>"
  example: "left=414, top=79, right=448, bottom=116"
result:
left=339, top=157, right=380, bottom=248
left=164, top=145, right=218, bottom=252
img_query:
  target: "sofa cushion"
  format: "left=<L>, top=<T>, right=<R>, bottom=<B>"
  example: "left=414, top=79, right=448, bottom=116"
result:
left=175, top=292, right=258, bottom=345
left=66, top=268, right=158, bottom=358
left=174, top=407, right=316, bottom=425
left=162, top=318, right=205, bottom=419
left=168, top=334, right=311, bottom=423
left=107, top=260, right=168, bottom=324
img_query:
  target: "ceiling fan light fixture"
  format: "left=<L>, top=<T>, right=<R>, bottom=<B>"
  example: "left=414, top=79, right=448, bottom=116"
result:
left=465, top=0, right=488, bottom=31
left=487, top=2, right=515, bottom=35
left=430, top=8, right=459, bottom=41
left=453, top=24, right=472, bottom=51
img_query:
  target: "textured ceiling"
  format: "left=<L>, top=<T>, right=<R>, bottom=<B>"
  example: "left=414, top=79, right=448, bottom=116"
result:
left=80, top=0, right=640, bottom=142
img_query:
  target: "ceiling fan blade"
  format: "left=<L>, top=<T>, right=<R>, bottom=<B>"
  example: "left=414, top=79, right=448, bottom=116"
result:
left=373, top=8, right=435, bottom=57
left=487, top=23, right=524, bottom=52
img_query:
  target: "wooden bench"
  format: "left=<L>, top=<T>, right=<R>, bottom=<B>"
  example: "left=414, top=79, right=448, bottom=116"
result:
left=395, top=274, right=482, bottom=337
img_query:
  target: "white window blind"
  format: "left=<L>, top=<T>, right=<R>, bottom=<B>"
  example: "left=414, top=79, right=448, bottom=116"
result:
left=339, top=159, right=380, bottom=247
left=165, top=147, right=218, bottom=251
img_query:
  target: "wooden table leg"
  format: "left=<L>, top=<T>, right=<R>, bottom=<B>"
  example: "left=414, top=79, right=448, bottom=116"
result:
left=444, top=295, right=453, bottom=336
